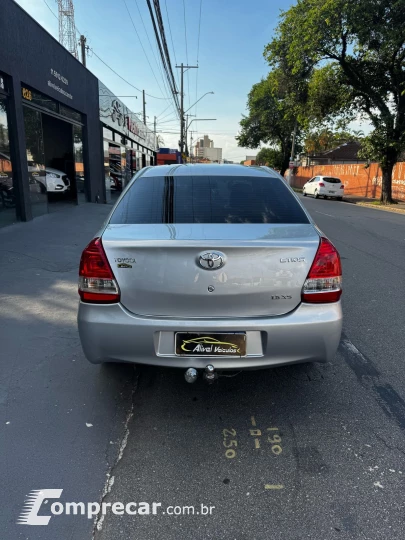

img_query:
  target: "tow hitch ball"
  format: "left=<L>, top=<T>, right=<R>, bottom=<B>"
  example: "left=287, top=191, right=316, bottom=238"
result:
left=184, top=365, right=217, bottom=384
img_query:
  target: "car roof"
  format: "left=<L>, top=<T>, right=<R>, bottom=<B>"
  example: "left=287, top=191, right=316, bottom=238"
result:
left=141, top=163, right=284, bottom=179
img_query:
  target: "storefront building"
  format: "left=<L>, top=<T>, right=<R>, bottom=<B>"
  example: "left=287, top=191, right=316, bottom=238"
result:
left=0, top=0, right=157, bottom=228
left=99, top=82, right=157, bottom=205
left=0, top=0, right=106, bottom=228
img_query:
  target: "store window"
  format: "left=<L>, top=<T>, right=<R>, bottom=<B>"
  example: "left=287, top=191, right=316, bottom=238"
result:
left=106, top=142, right=123, bottom=203
left=103, top=140, right=111, bottom=203
left=73, top=124, right=87, bottom=203
left=22, top=85, right=57, bottom=114
left=0, top=97, right=18, bottom=227
left=60, top=104, right=82, bottom=123
left=115, top=132, right=126, bottom=145
left=103, top=127, right=113, bottom=140
left=23, top=107, right=48, bottom=218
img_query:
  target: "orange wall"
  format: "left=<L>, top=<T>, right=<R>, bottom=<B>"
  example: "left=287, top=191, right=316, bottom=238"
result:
left=290, top=163, right=405, bottom=201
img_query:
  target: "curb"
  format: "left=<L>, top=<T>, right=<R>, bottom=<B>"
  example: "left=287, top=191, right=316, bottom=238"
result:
left=353, top=202, right=405, bottom=215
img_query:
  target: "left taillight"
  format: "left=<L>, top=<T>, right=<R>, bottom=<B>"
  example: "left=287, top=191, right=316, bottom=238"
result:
left=78, top=237, right=120, bottom=304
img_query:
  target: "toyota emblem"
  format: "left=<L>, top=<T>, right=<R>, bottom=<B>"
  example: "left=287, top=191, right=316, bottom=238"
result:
left=198, top=251, right=225, bottom=270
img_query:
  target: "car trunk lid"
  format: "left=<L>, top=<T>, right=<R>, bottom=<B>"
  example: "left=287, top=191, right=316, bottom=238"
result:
left=102, top=223, right=320, bottom=318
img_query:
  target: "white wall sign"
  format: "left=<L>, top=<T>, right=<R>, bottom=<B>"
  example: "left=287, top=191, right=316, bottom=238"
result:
left=99, top=81, right=156, bottom=151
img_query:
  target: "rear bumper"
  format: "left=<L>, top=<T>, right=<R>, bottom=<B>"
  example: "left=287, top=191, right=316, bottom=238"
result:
left=78, top=302, right=343, bottom=370
left=319, top=188, right=343, bottom=197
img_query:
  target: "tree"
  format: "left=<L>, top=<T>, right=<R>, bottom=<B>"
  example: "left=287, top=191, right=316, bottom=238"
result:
left=264, top=0, right=405, bottom=203
left=236, top=72, right=298, bottom=176
left=304, top=128, right=364, bottom=154
left=255, top=147, right=284, bottom=170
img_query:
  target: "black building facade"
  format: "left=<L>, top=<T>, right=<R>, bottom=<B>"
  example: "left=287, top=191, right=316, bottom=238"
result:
left=0, top=0, right=157, bottom=228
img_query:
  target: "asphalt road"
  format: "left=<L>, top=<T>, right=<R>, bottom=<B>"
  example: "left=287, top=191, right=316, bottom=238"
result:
left=1, top=197, right=405, bottom=540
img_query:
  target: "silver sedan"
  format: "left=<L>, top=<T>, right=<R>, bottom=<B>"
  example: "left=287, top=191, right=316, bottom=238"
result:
left=78, top=164, right=342, bottom=380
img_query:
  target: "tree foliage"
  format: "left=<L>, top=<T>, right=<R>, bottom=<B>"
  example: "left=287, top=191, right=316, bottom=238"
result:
left=236, top=71, right=298, bottom=176
left=255, top=147, right=285, bottom=170
left=264, top=0, right=405, bottom=202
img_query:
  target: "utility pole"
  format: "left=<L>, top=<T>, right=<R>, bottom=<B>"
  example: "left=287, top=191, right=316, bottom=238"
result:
left=287, top=120, right=298, bottom=186
left=184, top=114, right=195, bottom=162
left=143, top=90, right=146, bottom=125
left=176, top=64, right=198, bottom=157
left=153, top=115, right=157, bottom=150
left=79, top=35, right=86, bottom=66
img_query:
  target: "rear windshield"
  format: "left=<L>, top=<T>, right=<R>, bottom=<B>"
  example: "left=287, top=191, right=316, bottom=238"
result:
left=110, top=175, right=310, bottom=224
left=323, top=177, right=341, bottom=184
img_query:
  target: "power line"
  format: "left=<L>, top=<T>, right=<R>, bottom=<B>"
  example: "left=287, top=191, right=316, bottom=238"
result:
left=90, top=50, right=168, bottom=100
left=195, top=0, right=203, bottom=134
left=163, top=0, right=180, bottom=88
left=132, top=0, right=178, bottom=116
left=182, top=0, right=191, bottom=110
left=123, top=0, right=169, bottom=101
left=41, top=0, right=169, bottom=101
left=156, top=101, right=173, bottom=118
left=196, top=0, right=203, bottom=64
left=145, top=0, right=180, bottom=113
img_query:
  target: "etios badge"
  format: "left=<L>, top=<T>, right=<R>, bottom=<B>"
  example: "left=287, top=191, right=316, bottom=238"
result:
left=198, top=251, right=225, bottom=270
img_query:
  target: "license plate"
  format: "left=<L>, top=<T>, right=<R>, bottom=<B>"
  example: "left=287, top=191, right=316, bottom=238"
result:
left=329, top=190, right=335, bottom=193
left=175, top=332, right=246, bottom=357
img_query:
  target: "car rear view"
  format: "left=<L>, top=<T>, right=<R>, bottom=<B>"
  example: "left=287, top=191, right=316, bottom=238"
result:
left=319, top=177, right=344, bottom=199
left=78, top=165, right=342, bottom=377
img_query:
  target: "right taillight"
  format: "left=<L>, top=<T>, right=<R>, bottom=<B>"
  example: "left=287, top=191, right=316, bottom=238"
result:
left=302, top=237, right=342, bottom=303
left=78, top=237, right=120, bottom=304
left=340, top=185, right=344, bottom=189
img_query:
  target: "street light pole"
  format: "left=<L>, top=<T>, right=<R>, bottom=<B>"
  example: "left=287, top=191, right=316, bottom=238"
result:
left=287, top=120, right=298, bottom=186
left=176, top=64, right=198, bottom=157
left=184, top=92, right=214, bottom=115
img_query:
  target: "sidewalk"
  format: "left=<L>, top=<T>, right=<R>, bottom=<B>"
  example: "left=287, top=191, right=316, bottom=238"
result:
left=343, top=195, right=405, bottom=214
left=0, top=203, right=111, bottom=282
left=0, top=201, right=135, bottom=540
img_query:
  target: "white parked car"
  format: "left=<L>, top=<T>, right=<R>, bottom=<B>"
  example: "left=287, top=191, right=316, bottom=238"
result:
left=28, top=162, right=70, bottom=193
left=303, top=176, right=344, bottom=200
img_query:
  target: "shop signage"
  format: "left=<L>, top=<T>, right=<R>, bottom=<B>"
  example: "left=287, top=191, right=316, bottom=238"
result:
left=22, top=87, right=32, bottom=101
left=99, top=81, right=157, bottom=151
left=48, top=68, right=73, bottom=100
left=50, top=68, right=69, bottom=86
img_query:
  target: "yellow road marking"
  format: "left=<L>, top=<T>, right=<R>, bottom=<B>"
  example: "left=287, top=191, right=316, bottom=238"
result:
left=254, top=439, right=260, bottom=449
left=265, top=484, right=284, bottom=490
left=267, top=427, right=279, bottom=431
left=251, top=416, right=256, bottom=426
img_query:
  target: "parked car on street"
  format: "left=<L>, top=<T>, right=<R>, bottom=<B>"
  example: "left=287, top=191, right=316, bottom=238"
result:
left=78, top=164, right=342, bottom=382
left=303, top=176, right=344, bottom=200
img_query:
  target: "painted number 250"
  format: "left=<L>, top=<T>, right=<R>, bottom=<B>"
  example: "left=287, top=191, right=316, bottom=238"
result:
left=223, top=428, right=237, bottom=459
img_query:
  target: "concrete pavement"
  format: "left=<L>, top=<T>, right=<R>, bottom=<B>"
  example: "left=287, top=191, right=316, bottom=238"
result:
left=1, top=198, right=405, bottom=540
left=0, top=204, right=136, bottom=540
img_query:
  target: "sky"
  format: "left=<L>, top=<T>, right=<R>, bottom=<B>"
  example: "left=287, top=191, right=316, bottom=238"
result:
left=15, top=0, right=368, bottom=161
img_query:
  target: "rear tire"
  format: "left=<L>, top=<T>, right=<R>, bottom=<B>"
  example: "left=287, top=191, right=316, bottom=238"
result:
left=314, top=190, right=319, bottom=199
left=336, top=197, right=343, bottom=201
left=303, top=190, right=307, bottom=196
